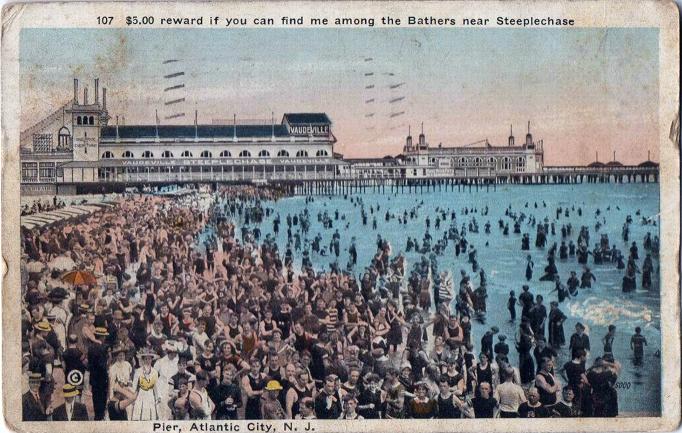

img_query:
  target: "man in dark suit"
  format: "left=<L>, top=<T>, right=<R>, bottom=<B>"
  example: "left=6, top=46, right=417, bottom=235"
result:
left=88, top=327, right=110, bottom=420
left=22, top=372, right=47, bottom=421
left=51, top=384, right=89, bottom=421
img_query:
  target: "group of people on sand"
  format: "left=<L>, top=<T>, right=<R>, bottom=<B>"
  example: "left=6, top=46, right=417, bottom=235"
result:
left=21, top=197, right=68, bottom=216
left=21, top=185, right=657, bottom=421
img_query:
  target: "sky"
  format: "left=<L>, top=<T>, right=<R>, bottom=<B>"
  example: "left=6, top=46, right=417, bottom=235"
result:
left=20, top=27, right=659, bottom=165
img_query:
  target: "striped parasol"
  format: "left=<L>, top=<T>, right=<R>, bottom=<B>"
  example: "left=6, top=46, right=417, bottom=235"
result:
left=61, top=270, right=98, bottom=286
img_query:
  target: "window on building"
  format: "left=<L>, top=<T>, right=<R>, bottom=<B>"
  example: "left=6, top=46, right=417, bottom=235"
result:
left=89, top=116, right=95, bottom=125
left=181, top=150, right=193, bottom=158
left=76, top=116, right=82, bottom=125
left=516, top=157, right=526, bottom=172
left=316, top=149, right=329, bottom=157
left=101, top=151, right=114, bottom=159
left=296, top=150, right=309, bottom=157
left=488, top=157, right=496, bottom=167
left=21, top=162, right=38, bottom=181
left=142, top=151, right=154, bottom=158
left=32, top=134, right=53, bottom=153
left=57, top=127, right=71, bottom=150
left=239, top=150, right=251, bottom=158
left=39, top=162, right=55, bottom=180
left=201, top=150, right=212, bottom=158
left=219, top=150, right=231, bottom=158
left=502, top=157, right=511, bottom=171
left=474, top=157, right=483, bottom=167
left=122, top=151, right=134, bottom=158
left=258, top=150, right=270, bottom=157
left=458, top=157, right=466, bottom=167
left=161, top=150, right=174, bottom=158
left=277, top=150, right=290, bottom=157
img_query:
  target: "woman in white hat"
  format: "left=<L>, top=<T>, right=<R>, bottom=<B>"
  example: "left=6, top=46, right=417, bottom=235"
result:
left=131, top=347, right=160, bottom=420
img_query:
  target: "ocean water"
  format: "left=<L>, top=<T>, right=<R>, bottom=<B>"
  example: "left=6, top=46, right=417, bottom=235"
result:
left=216, top=183, right=662, bottom=415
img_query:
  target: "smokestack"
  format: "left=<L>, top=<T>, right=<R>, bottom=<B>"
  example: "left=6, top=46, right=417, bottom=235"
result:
left=73, top=78, right=79, bottom=104
left=102, top=88, right=107, bottom=110
left=95, top=78, right=99, bottom=104
left=84, top=86, right=88, bottom=105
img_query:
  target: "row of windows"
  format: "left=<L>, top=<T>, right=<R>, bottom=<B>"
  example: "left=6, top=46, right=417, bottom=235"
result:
left=452, top=156, right=526, bottom=167
left=76, top=116, right=95, bottom=125
left=101, top=149, right=330, bottom=159
left=21, top=162, right=57, bottom=180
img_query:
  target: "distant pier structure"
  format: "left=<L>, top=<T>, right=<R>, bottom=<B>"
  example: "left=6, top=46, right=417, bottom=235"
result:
left=20, top=78, right=659, bottom=196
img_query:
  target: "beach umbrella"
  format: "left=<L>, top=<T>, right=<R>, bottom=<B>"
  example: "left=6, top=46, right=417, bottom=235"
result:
left=49, top=255, right=76, bottom=271
left=61, top=270, right=97, bottom=285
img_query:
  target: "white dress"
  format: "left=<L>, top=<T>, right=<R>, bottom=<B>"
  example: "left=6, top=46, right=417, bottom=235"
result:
left=108, top=360, right=133, bottom=398
left=154, top=356, right=178, bottom=420
left=131, top=367, right=160, bottom=420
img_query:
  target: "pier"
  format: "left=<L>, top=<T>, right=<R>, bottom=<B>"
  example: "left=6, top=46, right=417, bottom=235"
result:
left=28, top=164, right=659, bottom=196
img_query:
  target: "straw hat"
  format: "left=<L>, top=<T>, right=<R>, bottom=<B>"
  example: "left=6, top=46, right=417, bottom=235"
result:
left=33, top=321, right=52, bottom=332
left=94, top=327, right=109, bottom=337
left=28, top=372, right=43, bottom=383
left=62, top=383, right=79, bottom=398
left=265, top=380, right=283, bottom=391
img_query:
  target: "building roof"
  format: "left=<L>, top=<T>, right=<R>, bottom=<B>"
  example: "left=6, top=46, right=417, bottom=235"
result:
left=282, top=113, right=331, bottom=124
left=587, top=161, right=606, bottom=167
left=101, top=124, right=290, bottom=140
left=605, top=160, right=623, bottom=167
left=638, top=160, right=659, bottom=168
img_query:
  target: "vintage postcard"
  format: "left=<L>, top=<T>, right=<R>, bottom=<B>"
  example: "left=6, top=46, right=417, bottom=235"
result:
left=1, top=1, right=680, bottom=432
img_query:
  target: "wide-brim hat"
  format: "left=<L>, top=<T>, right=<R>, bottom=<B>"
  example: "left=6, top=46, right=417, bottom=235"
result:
left=94, top=327, right=109, bottom=337
left=25, top=291, right=46, bottom=306
left=28, top=372, right=43, bottom=382
left=265, top=380, right=283, bottom=391
left=34, top=321, right=52, bottom=332
left=62, top=383, right=79, bottom=397
left=48, top=287, right=69, bottom=301
left=414, top=381, right=429, bottom=390
left=136, top=347, right=159, bottom=360
left=163, top=340, right=178, bottom=353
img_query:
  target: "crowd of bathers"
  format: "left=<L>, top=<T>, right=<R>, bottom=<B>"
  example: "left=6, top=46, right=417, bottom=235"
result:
left=21, top=186, right=655, bottom=421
